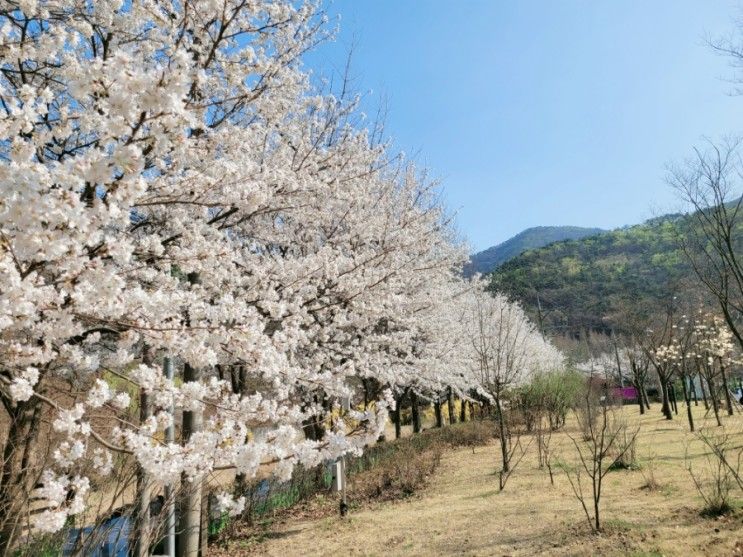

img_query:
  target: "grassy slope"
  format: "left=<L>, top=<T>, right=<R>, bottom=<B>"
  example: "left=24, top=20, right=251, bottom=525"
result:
left=228, top=406, right=743, bottom=556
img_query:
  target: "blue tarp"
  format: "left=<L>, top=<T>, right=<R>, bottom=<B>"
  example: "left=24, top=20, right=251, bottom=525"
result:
left=62, top=515, right=130, bottom=557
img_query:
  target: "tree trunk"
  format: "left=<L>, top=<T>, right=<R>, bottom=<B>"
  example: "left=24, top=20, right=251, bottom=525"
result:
left=459, top=398, right=466, bottom=422
left=410, top=392, right=421, bottom=434
left=0, top=399, right=42, bottom=556
left=669, top=383, right=678, bottom=415
left=706, top=375, right=722, bottom=427
left=447, top=388, right=456, bottom=425
left=200, top=491, right=209, bottom=556
left=134, top=390, right=152, bottom=557
left=642, top=387, right=651, bottom=410
left=634, top=382, right=645, bottom=415
left=536, top=417, right=544, bottom=468
left=659, top=379, right=673, bottom=420
left=232, top=366, right=248, bottom=496
left=238, top=365, right=247, bottom=394
left=495, top=395, right=509, bottom=475
left=434, top=400, right=443, bottom=428
left=393, top=395, right=402, bottom=439
left=135, top=348, right=156, bottom=557
left=681, top=376, right=694, bottom=432
left=699, top=374, right=709, bottom=410
left=719, top=361, right=734, bottom=417
left=178, top=363, right=203, bottom=557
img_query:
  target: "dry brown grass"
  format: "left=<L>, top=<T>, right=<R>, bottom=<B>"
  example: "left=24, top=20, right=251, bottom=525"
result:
left=215, top=405, right=743, bottom=556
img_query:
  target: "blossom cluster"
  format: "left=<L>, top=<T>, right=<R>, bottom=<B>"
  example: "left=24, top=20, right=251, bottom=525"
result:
left=460, top=285, right=565, bottom=398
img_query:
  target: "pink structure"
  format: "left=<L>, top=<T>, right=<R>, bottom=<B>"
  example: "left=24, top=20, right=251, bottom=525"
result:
left=612, top=386, right=638, bottom=401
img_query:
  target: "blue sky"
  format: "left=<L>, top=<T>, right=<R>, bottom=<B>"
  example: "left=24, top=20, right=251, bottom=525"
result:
left=303, top=1, right=743, bottom=252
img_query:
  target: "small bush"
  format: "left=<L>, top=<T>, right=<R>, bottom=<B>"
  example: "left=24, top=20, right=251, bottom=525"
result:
left=699, top=498, right=732, bottom=518
left=609, top=428, right=639, bottom=471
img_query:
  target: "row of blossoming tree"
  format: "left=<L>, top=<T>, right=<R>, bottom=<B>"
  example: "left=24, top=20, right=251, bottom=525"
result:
left=581, top=307, right=740, bottom=431
left=0, top=1, right=565, bottom=554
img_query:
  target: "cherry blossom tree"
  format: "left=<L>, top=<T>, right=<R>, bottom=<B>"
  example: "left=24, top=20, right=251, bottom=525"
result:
left=0, top=1, right=478, bottom=553
left=461, top=281, right=564, bottom=490
left=691, top=312, right=738, bottom=423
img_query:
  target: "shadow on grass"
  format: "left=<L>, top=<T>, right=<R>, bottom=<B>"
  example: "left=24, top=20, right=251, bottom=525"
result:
left=462, top=489, right=500, bottom=500
left=256, top=528, right=304, bottom=541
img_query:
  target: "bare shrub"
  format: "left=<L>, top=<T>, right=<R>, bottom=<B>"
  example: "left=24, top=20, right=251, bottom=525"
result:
left=353, top=444, right=442, bottom=500
left=576, top=390, right=600, bottom=442
left=560, top=392, right=639, bottom=532
left=639, top=453, right=661, bottom=491
left=433, top=419, right=495, bottom=450
left=497, top=432, right=531, bottom=491
left=686, top=430, right=742, bottom=517
left=537, top=420, right=556, bottom=485
left=609, top=428, right=639, bottom=471
left=695, top=430, right=743, bottom=492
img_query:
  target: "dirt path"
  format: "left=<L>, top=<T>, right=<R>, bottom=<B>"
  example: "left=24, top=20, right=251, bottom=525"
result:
left=223, top=407, right=743, bottom=556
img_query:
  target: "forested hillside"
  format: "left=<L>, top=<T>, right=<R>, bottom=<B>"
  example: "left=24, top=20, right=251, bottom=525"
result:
left=488, top=214, right=698, bottom=336
left=466, top=226, right=605, bottom=276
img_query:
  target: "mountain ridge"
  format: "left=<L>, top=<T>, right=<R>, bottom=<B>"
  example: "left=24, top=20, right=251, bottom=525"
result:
left=466, top=225, right=606, bottom=276
left=487, top=211, right=710, bottom=337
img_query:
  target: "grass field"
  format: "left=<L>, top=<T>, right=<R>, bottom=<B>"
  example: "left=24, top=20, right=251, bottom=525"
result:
left=218, top=404, right=743, bottom=556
